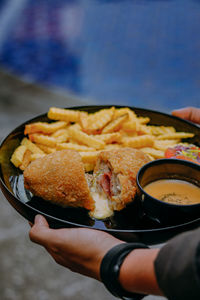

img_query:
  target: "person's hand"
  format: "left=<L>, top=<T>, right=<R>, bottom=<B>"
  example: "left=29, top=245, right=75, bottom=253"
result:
left=29, top=215, right=123, bottom=280
left=172, top=107, right=200, bottom=125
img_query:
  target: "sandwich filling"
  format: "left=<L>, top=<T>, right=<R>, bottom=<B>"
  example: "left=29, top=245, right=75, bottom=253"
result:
left=86, top=148, right=151, bottom=219
left=87, top=162, right=121, bottom=219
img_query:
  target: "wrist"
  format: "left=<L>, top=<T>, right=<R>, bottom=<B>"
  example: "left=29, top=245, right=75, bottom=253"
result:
left=119, top=248, right=162, bottom=296
left=100, top=242, right=149, bottom=299
left=96, top=240, right=124, bottom=281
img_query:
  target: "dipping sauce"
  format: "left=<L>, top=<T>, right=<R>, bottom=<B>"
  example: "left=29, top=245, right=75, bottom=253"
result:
left=144, top=179, right=200, bottom=205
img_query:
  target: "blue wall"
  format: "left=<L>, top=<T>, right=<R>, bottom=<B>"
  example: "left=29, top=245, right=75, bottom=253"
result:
left=0, top=0, right=200, bottom=111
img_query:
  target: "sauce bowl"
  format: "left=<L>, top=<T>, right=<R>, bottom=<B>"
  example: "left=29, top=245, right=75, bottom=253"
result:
left=136, top=159, right=200, bottom=225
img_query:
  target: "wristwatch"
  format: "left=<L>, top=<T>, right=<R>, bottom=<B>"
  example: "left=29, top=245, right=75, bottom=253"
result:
left=100, top=242, right=149, bottom=300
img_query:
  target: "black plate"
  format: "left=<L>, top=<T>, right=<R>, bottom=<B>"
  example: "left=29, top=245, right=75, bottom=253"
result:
left=0, top=105, right=200, bottom=245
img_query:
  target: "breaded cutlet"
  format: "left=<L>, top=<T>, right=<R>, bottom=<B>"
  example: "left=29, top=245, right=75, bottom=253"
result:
left=24, top=149, right=94, bottom=210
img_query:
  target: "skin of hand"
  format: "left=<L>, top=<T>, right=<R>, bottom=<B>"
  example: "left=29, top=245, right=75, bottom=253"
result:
left=29, top=215, right=124, bottom=280
left=29, top=215, right=162, bottom=296
left=119, top=248, right=162, bottom=295
left=172, top=106, right=200, bottom=125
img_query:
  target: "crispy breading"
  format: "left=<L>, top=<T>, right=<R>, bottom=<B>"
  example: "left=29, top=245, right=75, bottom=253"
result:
left=94, top=148, right=150, bottom=210
left=24, top=150, right=94, bottom=211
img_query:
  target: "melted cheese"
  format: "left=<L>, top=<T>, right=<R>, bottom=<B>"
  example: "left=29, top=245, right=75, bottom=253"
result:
left=89, top=189, right=113, bottom=219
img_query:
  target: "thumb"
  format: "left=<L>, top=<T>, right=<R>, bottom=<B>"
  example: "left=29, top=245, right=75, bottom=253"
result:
left=29, top=214, right=52, bottom=246
left=172, top=107, right=200, bottom=125
left=34, top=214, right=49, bottom=227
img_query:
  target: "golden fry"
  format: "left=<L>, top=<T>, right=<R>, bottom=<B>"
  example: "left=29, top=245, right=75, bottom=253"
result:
left=51, top=128, right=67, bottom=137
left=29, top=134, right=57, bottom=147
left=36, top=144, right=57, bottom=154
left=157, top=132, right=194, bottom=140
left=137, top=117, right=150, bottom=125
left=114, top=107, right=137, bottom=119
left=104, top=144, right=122, bottom=150
left=102, top=113, right=128, bottom=134
left=79, top=151, right=100, bottom=164
left=57, top=142, right=96, bottom=152
left=68, top=127, right=105, bottom=149
left=154, top=139, right=180, bottom=150
left=123, top=135, right=155, bottom=148
left=21, top=138, right=45, bottom=154
left=121, top=110, right=138, bottom=132
left=10, top=145, right=27, bottom=167
left=24, top=121, right=67, bottom=135
left=137, top=124, right=152, bottom=135
left=149, top=125, right=176, bottom=136
left=48, top=107, right=80, bottom=123
left=84, top=107, right=115, bottom=133
left=19, top=149, right=32, bottom=170
left=94, top=132, right=122, bottom=144
left=140, top=147, right=164, bottom=159
left=79, top=111, right=89, bottom=130
left=146, top=154, right=155, bottom=161
left=30, top=153, right=46, bottom=161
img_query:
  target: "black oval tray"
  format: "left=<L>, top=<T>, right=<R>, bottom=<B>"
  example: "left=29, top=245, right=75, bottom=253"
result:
left=0, top=105, right=200, bottom=245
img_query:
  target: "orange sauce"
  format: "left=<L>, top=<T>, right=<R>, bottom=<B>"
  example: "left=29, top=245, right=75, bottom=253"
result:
left=144, top=179, right=200, bottom=205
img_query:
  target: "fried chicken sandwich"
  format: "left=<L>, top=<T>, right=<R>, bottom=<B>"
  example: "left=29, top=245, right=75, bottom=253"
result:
left=24, top=149, right=95, bottom=210
left=24, top=148, right=150, bottom=219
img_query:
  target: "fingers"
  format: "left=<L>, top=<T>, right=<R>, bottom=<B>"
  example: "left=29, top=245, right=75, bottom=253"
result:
left=29, top=215, right=52, bottom=247
left=172, top=107, right=200, bottom=125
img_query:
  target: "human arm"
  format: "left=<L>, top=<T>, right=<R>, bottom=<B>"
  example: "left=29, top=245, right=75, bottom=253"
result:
left=29, top=215, right=162, bottom=296
left=154, top=227, right=200, bottom=300
left=30, top=215, right=200, bottom=299
left=172, top=107, right=200, bottom=124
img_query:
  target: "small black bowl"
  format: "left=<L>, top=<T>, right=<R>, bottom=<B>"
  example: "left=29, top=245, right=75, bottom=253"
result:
left=136, top=159, right=200, bottom=225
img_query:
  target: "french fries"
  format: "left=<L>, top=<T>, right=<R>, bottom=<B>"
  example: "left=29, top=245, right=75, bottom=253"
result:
left=82, top=107, right=115, bottom=134
left=48, top=107, right=80, bottom=123
left=11, top=145, right=27, bottom=167
left=24, top=121, right=67, bottom=135
left=79, top=151, right=100, bottom=164
left=10, top=106, right=196, bottom=171
left=19, top=150, right=32, bottom=171
left=122, top=135, right=155, bottom=148
left=68, top=127, right=105, bottom=149
left=102, top=113, right=128, bottom=134
left=29, top=134, right=57, bottom=147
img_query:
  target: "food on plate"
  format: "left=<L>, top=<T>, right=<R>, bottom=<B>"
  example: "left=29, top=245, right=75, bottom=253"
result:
left=80, top=107, right=115, bottom=134
left=48, top=107, right=80, bottom=123
left=24, top=147, right=150, bottom=219
left=24, top=150, right=95, bottom=210
left=89, top=148, right=150, bottom=219
left=10, top=145, right=28, bottom=168
left=24, top=121, right=67, bottom=135
left=9, top=106, right=198, bottom=220
left=165, top=144, right=200, bottom=165
left=10, top=106, right=196, bottom=171
left=144, top=179, right=200, bottom=205
left=122, top=134, right=155, bottom=148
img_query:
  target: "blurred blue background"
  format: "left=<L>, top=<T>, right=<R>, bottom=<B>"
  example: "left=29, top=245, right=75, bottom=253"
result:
left=0, top=0, right=200, bottom=112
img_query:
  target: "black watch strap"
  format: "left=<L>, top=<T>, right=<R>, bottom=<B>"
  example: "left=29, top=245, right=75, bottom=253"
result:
left=100, top=242, right=149, bottom=300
